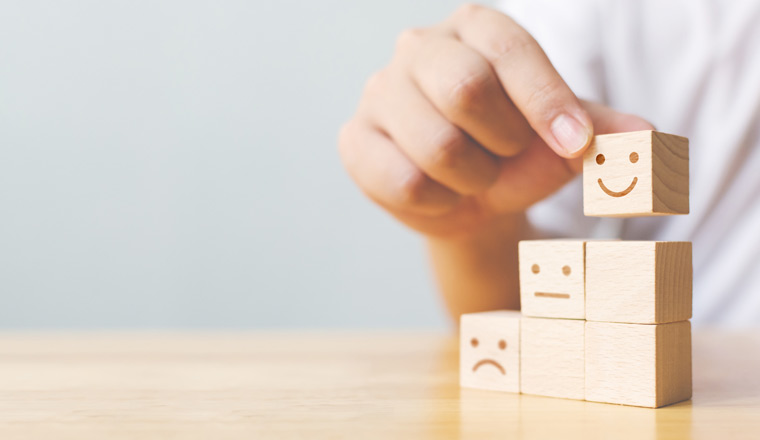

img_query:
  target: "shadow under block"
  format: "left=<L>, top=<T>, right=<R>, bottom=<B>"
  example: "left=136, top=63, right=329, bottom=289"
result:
left=583, top=130, right=689, bottom=217
left=519, top=240, right=585, bottom=319
left=585, top=241, right=692, bottom=324
left=520, top=317, right=584, bottom=400
left=460, top=311, right=521, bottom=392
left=585, top=321, right=692, bottom=408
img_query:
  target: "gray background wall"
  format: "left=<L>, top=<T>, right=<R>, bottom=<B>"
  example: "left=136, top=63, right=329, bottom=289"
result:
left=0, top=0, right=473, bottom=328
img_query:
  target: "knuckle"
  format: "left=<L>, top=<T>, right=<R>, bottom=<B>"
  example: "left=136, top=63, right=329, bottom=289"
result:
left=337, top=120, right=360, bottom=167
left=454, top=3, right=482, bottom=19
left=427, top=125, right=469, bottom=169
left=488, top=31, right=535, bottom=63
left=524, top=79, right=563, bottom=116
left=395, top=168, right=430, bottom=207
left=337, top=121, right=354, bottom=155
left=395, top=27, right=426, bottom=52
left=441, top=66, right=491, bottom=114
left=363, top=69, right=389, bottom=98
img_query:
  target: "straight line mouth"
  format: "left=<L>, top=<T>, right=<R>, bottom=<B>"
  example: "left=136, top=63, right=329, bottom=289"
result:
left=534, top=292, right=571, bottom=299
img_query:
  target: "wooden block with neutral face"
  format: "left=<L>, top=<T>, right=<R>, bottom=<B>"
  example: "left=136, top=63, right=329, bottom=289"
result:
left=585, top=241, right=692, bottom=324
left=585, top=321, right=692, bottom=408
left=518, top=240, right=585, bottom=319
left=520, top=317, right=584, bottom=400
left=460, top=311, right=521, bottom=393
left=583, top=130, right=689, bottom=217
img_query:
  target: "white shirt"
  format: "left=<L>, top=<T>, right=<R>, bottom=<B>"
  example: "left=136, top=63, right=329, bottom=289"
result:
left=500, top=0, right=760, bottom=327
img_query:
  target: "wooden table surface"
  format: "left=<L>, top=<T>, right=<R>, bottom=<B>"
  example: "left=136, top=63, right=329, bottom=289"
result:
left=1, top=330, right=759, bottom=439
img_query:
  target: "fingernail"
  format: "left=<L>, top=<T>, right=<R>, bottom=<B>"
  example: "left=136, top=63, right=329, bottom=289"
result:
left=551, top=113, right=591, bottom=155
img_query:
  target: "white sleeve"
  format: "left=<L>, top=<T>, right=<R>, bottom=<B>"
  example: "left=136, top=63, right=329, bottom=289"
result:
left=497, top=0, right=606, bottom=103
left=496, top=0, right=616, bottom=238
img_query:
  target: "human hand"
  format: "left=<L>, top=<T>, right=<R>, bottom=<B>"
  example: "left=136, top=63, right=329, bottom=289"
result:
left=339, top=4, right=652, bottom=238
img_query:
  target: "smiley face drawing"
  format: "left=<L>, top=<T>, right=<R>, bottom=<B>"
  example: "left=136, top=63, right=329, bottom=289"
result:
left=583, top=132, right=649, bottom=216
left=583, top=130, right=690, bottom=217
left=460, top=311, right=520, bottom=392
left=518, top=240, right=586, bottom=319
left=595, top=151, right=640, bottom=197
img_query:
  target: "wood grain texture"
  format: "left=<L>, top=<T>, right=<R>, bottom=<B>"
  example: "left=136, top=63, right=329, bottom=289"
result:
left=585, top=321, right=692, bottom=408
left=0, top=331, right=759, bottom=439
left=518, top=240, right=585, bottom=319
left=651, top=131, right=690, bottom=214
left=460, top=311, right=521, bottom=392
left=583, top=130, right=689, bottom=217
left=520, top=317, right=585, bottom=400
left=585, top=241, right=692, bottom=324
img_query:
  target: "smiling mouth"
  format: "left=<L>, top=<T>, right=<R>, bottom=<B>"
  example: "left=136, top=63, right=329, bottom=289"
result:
left=598, top=177, right=638, bottom=197
left=534, top=292, right=570, bottom=299
left=472, top=359, right=505, bottom=375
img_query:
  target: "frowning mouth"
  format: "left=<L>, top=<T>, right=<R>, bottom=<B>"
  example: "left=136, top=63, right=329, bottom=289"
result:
left=534, top=292, right=570, bottom=299
left=472, top=359, right=505, bottom=375
left=598, top=177, right=638, bottom=197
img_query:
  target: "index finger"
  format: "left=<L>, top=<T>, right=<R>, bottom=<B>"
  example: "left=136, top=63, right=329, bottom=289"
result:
left=444, top=5, right=593, bottom=158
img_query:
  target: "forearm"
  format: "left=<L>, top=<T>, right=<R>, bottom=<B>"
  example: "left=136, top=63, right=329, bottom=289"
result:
left=427, top=213, right=532, bottom=322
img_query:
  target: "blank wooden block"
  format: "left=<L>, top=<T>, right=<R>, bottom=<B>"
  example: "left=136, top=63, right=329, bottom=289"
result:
left=585, top=321, right=692, bottom=408
left=586, top=241, right=692, bottom=324
left=460, top=311, right=520, bottom=392
left=520, top=317, right=584, bottom=400
left=518, top=240, right=585, bottom=319
left=583, top=130, right=689, bottom=217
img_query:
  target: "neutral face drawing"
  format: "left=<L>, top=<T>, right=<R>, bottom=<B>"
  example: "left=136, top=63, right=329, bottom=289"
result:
left=595, top=151, right=640, bottom=198
left=519, top=241, right=586, bottom=319
left=530, top=261, right=574, bottom=299
left=523, top=253, right=581, bottom=301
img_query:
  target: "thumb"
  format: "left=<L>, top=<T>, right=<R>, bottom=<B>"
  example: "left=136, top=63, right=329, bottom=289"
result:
left=583, top=100, right=655, bottom=136
left=563, top=100, right=655, bottom=173
left=482, top=101, right=655, bottom=212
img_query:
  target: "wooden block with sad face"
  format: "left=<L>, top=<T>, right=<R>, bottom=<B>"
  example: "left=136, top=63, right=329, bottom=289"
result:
left=585, top=321, right=692, bottom=408
left=519, top=240, right=585, bottom=319
left=460, top=311, right=520, bottom=393
left=583, top=130, right=689, bottom=217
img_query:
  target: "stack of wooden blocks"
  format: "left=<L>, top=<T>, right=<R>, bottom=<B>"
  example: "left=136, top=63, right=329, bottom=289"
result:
left=460, top=130, right=692, bottom=408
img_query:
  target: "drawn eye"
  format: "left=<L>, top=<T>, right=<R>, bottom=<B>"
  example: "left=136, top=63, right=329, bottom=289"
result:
left=630, top=152, right=639, bottom=163
left=498, top=340, right=507, bottom=350
left=531, top=264, right=540, bottom=274
left=470, top=338, right=479, bottom=348
left=596, top=154, right=605, bottom=165
left=562, top=265, right=571, bottom=276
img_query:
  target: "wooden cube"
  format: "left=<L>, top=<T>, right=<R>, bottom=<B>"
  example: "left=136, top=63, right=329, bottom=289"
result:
left=460, top=310, right=521, bottom=392
left=520, top=317, right=584, bottom=400
left=585, top=321, right=692, bottom=408
left=583, top=130, right=688, bottom=217
left=585, top=241, right=692, bottom=324
left=518, top=240, right=585, bottom=319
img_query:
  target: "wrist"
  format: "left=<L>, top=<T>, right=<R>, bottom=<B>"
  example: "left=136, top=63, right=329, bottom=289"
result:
left=426, top=211, right=529, bottom=247
left=427, top=211, right=527, bottom=318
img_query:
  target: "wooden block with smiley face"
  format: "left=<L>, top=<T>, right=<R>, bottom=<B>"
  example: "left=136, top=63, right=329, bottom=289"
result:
left=585, top=241, right=692, bottom=324
left=583, top=130, right=689, bottom=217
left=585, top=320, right=692, bottom=407
left=460, top=310, right=520, bottom=393
left=519, top=240, right=586, bottom=319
